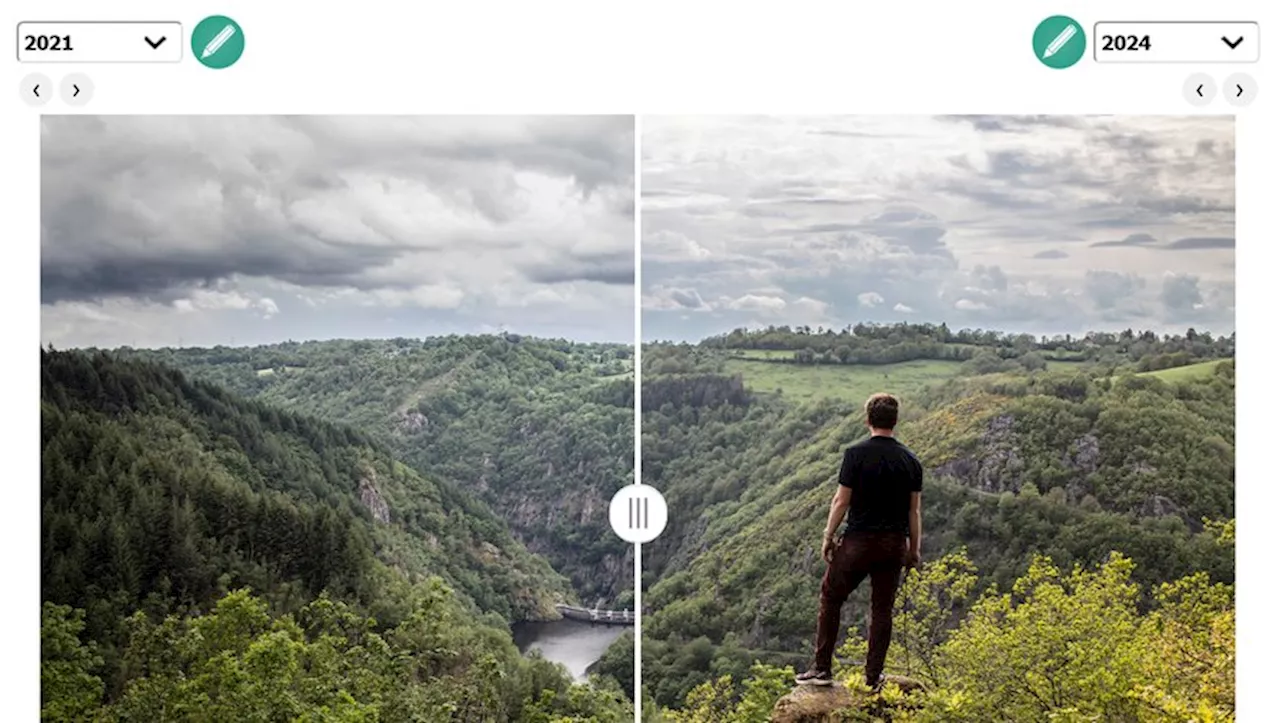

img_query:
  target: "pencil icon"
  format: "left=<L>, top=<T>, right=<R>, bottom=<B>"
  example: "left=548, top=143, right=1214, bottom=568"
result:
left=201, top=24, right=236, bottom=59
left=1042, top=24, right=1077, bottom=59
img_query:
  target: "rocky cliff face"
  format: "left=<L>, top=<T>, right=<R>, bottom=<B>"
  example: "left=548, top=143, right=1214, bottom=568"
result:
left=933, top=413, right=1025, bottom=495
left=358, top=470, right=391, bottom=524
left=929, top=412, right=1202, bottom=526
left=504, top=483, right=632, bottom=603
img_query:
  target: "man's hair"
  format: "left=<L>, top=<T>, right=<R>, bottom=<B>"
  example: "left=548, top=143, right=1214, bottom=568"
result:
left=865, top=393, right=899, bottom=430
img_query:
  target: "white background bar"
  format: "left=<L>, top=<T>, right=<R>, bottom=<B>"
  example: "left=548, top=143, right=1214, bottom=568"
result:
left=1094, top=21, right=1259, bottom=63
left=17, top=21, right=181, bottom=63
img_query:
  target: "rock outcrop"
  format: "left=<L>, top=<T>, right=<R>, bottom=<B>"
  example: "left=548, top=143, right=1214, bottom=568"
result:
left=933, top=413, right=1026, bottom=495
left=357, top=470, right=391, bottom=524
left=770, top=676, right=926, bottom=723
left=771, top=684, right=854, bottom=722
left=394, top=409, right=428, bottom=434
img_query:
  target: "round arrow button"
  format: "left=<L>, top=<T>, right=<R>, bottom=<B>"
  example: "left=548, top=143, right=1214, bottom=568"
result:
left=1223, top=73, right=1257, bottom=107
left=1183, top=73, right=1215, bottom=107
left=61, top=73, right=93, bottom=106
left=20, top=73, right=51, bottom=107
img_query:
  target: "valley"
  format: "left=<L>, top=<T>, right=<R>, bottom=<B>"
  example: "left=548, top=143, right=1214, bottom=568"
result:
left=39, top=322, right=1236, bottom=721
left=619, top=323, right=1235, bottom=719
left=40, top=338, right=636, bottom=722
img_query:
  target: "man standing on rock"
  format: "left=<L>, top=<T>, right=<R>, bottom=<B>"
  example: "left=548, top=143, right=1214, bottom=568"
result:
left=796, top=392, right=923, bottom=690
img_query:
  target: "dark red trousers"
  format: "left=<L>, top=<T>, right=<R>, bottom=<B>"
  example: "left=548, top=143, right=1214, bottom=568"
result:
left=811, top=531, right=905, bottom=684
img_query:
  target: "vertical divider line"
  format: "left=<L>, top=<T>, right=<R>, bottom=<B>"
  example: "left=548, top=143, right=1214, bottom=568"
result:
left=631, top=113, right=643, bottom=722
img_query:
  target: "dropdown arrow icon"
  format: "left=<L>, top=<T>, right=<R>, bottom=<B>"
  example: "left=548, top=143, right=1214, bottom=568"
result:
left=145, top=36, right=166, bottom=49
left=1222, top=36, right=1243, bottom=50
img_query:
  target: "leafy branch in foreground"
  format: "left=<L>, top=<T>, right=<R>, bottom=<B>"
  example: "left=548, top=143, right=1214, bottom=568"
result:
left=671, top=549, right=1234, bottom=722
left=43, top=581, right=633, bottom=722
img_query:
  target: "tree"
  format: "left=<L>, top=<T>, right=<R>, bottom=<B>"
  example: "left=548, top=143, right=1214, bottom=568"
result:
left=1017, top=351, right=1047, bottom=372
left=41, top=603, right=104, bottom=722
left=935, top=553, right=1147, bottom=719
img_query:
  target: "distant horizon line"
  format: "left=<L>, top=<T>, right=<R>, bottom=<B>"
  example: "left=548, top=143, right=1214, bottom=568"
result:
left=41, top=319, right=1236, bottom=352
left=41, top=331, right=634, bottom=352
left=641, top=320, right=1236, bottom=344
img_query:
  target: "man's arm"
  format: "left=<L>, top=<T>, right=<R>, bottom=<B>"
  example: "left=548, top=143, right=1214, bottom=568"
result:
left=821, top=451, right=856, bottom=562
left=907, top=491, right=922, bottom=559
left=824, top=485, right=853, bottom=542
left=905, top=456, right=924, bottom=567
left=826, top=449, right=856, bottom=540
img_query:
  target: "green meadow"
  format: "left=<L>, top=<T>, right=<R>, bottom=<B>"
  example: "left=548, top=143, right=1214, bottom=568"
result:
left=730, top=349, right=803, bottom=360
left=1138, top=359, right=1227, bottom=382
left=724, top=357, right=962, bottom=404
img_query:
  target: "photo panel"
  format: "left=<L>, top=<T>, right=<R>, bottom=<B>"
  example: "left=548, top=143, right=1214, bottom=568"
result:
left=640, top=115, right=1234, bottom=719
left=40, top=115, right=640, bottom=720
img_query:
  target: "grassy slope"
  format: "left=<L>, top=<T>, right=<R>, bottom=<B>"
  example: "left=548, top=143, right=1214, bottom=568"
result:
left=724, top=358, right=962, bottom=405
left=1138, top=359, right=1224, bottom=382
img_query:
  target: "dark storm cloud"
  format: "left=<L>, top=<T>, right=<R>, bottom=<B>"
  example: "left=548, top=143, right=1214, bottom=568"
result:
left=1089, top=235, right=1235, bottom=251
left=41, top=115, right=635, bottom=347
left=276, top=115, right=633, bottom=198
left=1164, top=237, right=1235, bottom=250
left=40, top=241, right=407, bottom=305
left=1091, top=233, right=1160, bottom=248
left=523, top=250, right=635, bottom=286
left=41, top=116, right=634, bottom=307
left=1136, top=196, right=1234, bottom=214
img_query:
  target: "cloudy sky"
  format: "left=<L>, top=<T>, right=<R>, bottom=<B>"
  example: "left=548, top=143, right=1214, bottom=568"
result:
left=41, top=115, right=634, bottom=349
left=641, top=115, right=1234, bottom=342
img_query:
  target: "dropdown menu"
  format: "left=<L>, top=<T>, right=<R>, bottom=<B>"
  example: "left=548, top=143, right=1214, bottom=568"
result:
left=1093, top=21, right=1259, bottom=63
left=17, top=21, right=182, bottom=62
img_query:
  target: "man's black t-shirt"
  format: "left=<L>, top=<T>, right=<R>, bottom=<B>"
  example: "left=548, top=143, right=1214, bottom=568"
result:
left=838, top=435, right=923, bottom=535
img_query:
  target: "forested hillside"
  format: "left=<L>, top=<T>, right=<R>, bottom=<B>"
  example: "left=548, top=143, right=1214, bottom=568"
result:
left=41, top=349, right=632, bottom=721
left=620, top=327, right=1235, bottom=713
left=703, top=322, right=1232, bottom=370
left=125, top=336, right=635, bottom=606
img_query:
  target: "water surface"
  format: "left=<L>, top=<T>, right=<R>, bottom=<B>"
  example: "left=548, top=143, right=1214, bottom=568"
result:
left=512, top=619, right=629, bottom=682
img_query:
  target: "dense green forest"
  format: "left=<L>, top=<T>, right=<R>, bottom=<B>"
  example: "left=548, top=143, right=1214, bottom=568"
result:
left=41, top=349, right=632, bottom=721
left=618, top=329, right=1235, bottom=716
left=122, top=336, right=634, bottom=607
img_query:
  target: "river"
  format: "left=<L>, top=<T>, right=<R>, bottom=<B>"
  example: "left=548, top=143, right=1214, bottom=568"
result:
left=511, top=619, right=629, bottom=682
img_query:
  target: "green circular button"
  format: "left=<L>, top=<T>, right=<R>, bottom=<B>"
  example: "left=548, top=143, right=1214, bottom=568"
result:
left=1033, top=16, right=1085, bottom=69
left=191, top=16, right=244, bottom=69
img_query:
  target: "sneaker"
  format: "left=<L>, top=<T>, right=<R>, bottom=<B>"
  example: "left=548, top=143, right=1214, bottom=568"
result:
left=795, top=668, right=833, bottom=686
